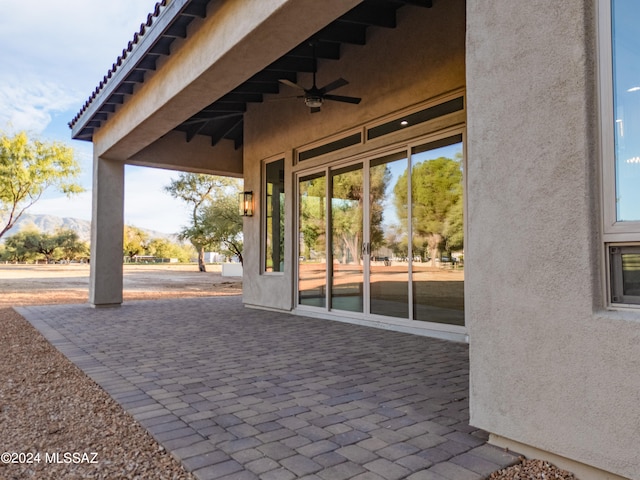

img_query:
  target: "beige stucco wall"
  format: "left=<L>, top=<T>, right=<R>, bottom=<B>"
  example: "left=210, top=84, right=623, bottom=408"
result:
left=466, top=1, right=640, bottom=478
left=241, top=0, right=466, bottom=310
left=128, top=131, right=243, bottom=177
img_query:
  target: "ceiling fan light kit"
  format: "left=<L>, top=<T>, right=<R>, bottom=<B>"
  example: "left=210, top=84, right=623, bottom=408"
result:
left=304, top=96, right=323, bottom=108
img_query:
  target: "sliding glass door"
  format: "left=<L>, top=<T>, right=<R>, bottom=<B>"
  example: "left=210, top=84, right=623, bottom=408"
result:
left=330, top=163, right=364, bottom=313
left=297, top=134, right=464, bottom=327
left=298, top=172, right=327, bottom=307
left=369, top=152, right=410, bottom=318
left=411, top=137, right=464, bottom=325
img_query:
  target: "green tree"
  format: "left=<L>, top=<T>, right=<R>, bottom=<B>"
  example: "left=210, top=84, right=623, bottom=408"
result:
left=3, top=229, right=41, bottom=262
left=330, top=165, right=390, bottom=265
left=394, top=155, right=463, bottom=266
left=384, top=225, right=408, bottom=259
left=165, top=173, right=242, bottom=272
left=331, top=169, right=363, bottom=265
left=199, top=192, right=244, bottom=264
left=147, top=238, right=193, bottom=263
left=442, top=198, right=463, bottom=255
left=123, top=225, right=149, bottom=261
left=55, top=229, right=89, bottom=262
left=24, top=231, right=58, bottom=263
left=299, top=175, right=326, bottom=261
left=3, top=228, right=88, bottom=263
left=0, top=131, right=83, bottom=240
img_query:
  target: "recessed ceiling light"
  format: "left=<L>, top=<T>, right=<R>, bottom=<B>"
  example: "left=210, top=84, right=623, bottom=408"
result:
left=400, top=120, right=409, bottom=126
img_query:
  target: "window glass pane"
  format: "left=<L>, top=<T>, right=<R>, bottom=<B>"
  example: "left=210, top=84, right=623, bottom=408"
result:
left=331, top=164, right=363, bottom=313
left=369, top=152, right=409, bottom=318
left=411, top=138, right=464, bottom=325
left=621, top=253, right=640, bottom=297
left=299, top=172, right=327, bottom=307
left=610, top=246, right=640, bottom=304
left=265, top=159, right=285, bottom=272
left=612, top=0, right=640, bottom=221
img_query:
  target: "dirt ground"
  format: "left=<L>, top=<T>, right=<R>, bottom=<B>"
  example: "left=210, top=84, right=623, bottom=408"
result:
left=0, top=263, right=241, bottom=479
left=0, top=263, right=242, bottom=307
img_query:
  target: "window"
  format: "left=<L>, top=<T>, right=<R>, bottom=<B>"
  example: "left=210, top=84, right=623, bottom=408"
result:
left=611, top=0, right=640, bottom=223
left=601, top=0, right=640, bottom=305
left=366, top=97, right=464, bottom=140
left=609, top=246, right=640, bottom=304
left=264, top=159, right=285, bottom=273
left=298, top=133, right=362, bottom=162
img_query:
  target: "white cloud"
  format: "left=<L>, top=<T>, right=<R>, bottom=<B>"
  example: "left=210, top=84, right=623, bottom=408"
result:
left=0, top=0, right=154, bottom=134
left=0, top=1, right=192, bottom=234
left=0, top=76, right=79, bottom=133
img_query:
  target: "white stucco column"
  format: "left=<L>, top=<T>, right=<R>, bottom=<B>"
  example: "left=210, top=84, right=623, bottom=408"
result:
left=89, top=155, right=124, bottom=307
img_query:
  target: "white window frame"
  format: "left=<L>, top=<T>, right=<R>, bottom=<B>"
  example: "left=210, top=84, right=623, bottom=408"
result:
left=599, top=0, right=640, bottom=306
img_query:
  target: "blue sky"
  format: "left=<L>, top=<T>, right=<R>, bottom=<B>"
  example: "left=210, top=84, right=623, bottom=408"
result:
left=0, top=1, right=189, bottom=233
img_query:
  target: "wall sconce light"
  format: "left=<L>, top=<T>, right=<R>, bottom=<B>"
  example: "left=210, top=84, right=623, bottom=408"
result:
left=239, top=191, right=254, bottom=216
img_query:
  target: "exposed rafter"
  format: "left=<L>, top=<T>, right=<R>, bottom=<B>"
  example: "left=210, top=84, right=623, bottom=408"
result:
left=71, top=0, right=434, bottom=150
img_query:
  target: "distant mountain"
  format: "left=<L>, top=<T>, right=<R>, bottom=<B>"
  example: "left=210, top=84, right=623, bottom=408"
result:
left=1, top=214, right=178, bottom=244
left=2, top=214, right=92, bottom=242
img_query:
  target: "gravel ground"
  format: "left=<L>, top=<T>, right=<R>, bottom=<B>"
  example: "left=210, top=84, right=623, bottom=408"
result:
left=0, top=307, right=195, bottom=479
left=489, top=458, right=578, bottom=479
left=0, top=265, right=579, bottom=479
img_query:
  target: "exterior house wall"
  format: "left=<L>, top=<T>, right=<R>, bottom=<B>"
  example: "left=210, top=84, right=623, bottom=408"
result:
left=240, top=0, right=466, bottom=310
left=466, top=1, right=639, bottom=478
left=80, top=0, right=639, bottom=476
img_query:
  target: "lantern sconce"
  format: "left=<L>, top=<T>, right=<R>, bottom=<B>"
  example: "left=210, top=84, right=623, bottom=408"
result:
left=239, top=191, right=254, bottom=217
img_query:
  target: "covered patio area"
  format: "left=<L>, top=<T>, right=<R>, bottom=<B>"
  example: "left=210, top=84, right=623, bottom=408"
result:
left=17, top=296, right=519, bottom=479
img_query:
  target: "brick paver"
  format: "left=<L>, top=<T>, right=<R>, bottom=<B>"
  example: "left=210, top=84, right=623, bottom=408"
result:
left=17, top=296, right=520, bottom=479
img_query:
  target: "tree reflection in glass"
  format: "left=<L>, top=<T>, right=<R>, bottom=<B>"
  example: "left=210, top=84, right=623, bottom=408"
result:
left=331, top=164, right=364, bottom=312
left=298, top=172, right=327, bottom=307
left=370, top=152, right=410, bottom=318
left=403, top=139, right=464, bottom=325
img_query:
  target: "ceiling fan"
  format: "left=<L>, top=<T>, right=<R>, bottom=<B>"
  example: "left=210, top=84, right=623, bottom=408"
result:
left=278, top=44, right=361, bottom=113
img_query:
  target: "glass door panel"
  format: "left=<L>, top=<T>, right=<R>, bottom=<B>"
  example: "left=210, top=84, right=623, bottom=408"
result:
left=331, top=163, right=364, bottom=312
left=411, top=136, right=464, bottom=325
left=296, top=133, right=465, bottom=329
left=299, top=172, right=327, bottom=307
left=369, top=152, right=410, bottom=318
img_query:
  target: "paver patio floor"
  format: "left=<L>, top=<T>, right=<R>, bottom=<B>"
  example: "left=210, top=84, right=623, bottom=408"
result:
left=18, top=296, right=519, bottom=480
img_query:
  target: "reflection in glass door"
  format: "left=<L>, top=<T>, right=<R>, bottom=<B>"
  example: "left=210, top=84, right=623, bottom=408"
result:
left=331, top=164, right=364, bottom=312
left=411, top=137, right=464, bottom=325
left=297, top=134, right=464, bottom=328
left=298, top=172, right=327, bottom=307
left=369, top=152, right=409, bottom=318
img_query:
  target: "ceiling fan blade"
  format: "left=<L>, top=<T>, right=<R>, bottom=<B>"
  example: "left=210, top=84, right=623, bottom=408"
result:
left=320, top=78, right=348, bottom=94
left=323, top=94, right=361, bottom=104
left=310, top=107, right=321, bottom=113
left=279, top=79, right=305, bottom=91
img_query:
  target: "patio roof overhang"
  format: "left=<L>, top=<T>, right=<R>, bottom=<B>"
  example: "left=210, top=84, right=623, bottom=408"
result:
left=70, top=0, right=434, bottom=160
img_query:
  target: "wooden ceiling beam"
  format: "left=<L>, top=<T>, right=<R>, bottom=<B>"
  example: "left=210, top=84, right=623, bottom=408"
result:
left=339, top=4, right=398, bottom=28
